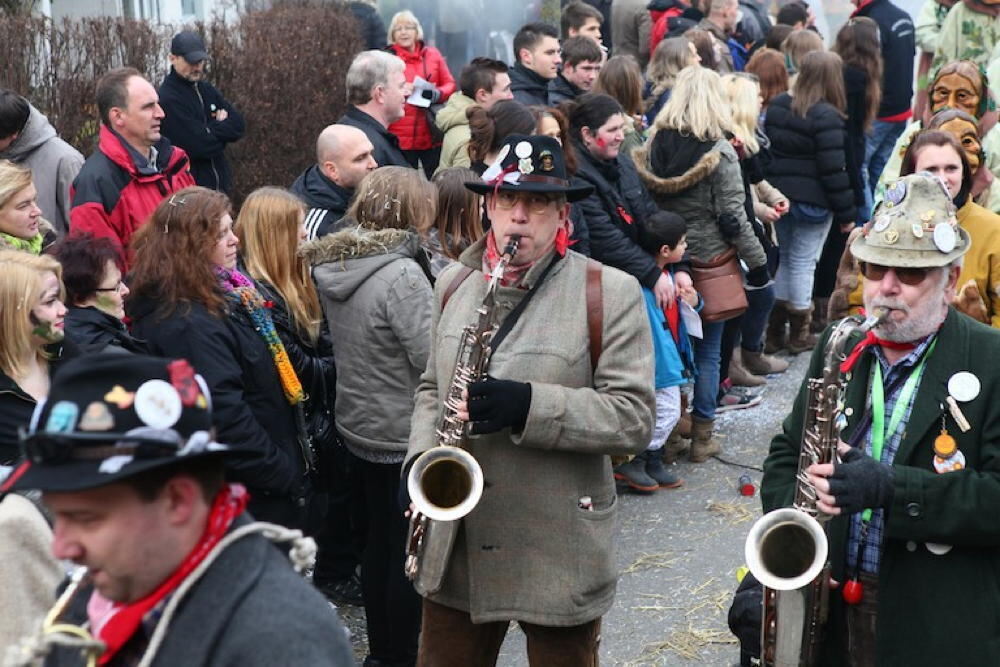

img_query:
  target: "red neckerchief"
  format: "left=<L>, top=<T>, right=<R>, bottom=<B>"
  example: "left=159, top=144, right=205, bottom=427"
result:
left=482, top=230, right=566, bottom=288
left=92, top=483, right=249, bottom=664
left=840, top=331, right=917, bottom=373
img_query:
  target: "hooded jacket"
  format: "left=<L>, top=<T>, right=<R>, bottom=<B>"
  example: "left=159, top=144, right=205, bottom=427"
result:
left=434, top=92, right=475, bottom=173
left=158, top=67, right=245, bottom=195
left=302, top=226, right=432, bottom=459
left=338, top=106, right=409, bottom=168
left=0, top=105, right=83, bottom=236
left=290, top=164, right=353, bottom=240
left=509, top=63, right=552, bottom=107
left=547, top=73, right=584, bottom=106
left=69, top=125, right=194, bottom=258
left=387, top=41, right=456, bottom=151
left=634, top=129, right=768, bottom=269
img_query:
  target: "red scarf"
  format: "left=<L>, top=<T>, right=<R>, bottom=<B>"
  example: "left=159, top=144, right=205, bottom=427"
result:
left=840, top=331, right=917, bottom=373
left=90, top=483, right=249, bottom=664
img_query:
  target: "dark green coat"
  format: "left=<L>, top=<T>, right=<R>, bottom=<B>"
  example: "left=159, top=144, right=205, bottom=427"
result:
left=762, top=309, right=1000, bottom=666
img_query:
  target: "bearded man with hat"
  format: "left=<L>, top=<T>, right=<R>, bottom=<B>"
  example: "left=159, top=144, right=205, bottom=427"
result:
left=2, top=354, right=353, bottom=666
left=760, top=171, right=1000, bottom=665
left=405, top=134, right=654, bottom=665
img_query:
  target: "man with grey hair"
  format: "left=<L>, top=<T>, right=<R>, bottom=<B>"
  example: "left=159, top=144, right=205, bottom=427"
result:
left=291, top=124, right=377, bottom=240
left=337, top=50, right=409, bottom=168
left=759, top=172, right=1000, bottom=665
left=698, top=0, right=739, bottom=72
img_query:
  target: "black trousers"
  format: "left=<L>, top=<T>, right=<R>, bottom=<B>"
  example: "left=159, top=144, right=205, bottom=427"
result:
left=313, top=443, right=359, bottom=582
left=349, top=452, right=422, bottom=665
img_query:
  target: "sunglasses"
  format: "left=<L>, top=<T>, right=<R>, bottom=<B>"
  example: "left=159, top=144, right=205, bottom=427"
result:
left=858, top=262, right=932, bottom=286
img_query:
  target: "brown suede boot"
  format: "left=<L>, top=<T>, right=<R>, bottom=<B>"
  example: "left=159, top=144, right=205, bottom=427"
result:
left=787, top=307, right=819, bottom=354
left=764, top=301, right=789, bottom=354
left=811, top=296, right=830, bottom=334
left=741, top=347, right=790, bottom=375
left=661, top=427, right=689, bottom=464
left=728, top=348, right=766, bottom=387
left=689, top=416, right=721, bottom=463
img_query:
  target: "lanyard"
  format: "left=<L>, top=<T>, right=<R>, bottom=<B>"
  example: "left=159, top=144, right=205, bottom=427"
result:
left=863, top=339, right=936, bottom=521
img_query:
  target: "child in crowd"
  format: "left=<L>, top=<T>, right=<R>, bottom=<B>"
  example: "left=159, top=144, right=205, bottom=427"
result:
left=614, top=210, right=700, bottom=492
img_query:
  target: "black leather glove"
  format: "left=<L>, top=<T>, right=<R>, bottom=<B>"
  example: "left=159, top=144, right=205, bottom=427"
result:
left=718, top=213, right=742, bottom=240
left=745, top=265, right=771, bottom=289
left=468, top=376, right=532, bottom=435
left=827, top=447, right=895, bottom=515
left=421, top=87, right=442, bottom=104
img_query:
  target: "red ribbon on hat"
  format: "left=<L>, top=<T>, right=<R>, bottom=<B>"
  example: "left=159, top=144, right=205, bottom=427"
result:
left=91, top=483, right=249, bottom=664
left=487, top=163, right=518, bottom=201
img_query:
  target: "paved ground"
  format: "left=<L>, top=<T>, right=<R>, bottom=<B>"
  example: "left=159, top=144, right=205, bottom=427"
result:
left=339, top=351, right=811, bottom=666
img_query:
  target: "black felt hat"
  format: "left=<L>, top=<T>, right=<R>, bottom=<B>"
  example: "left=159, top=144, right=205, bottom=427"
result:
left=1, top=354, right=246, bottom=493
left=170, top=30, right=208, bottom=64
left=465, top=135, right=594, bottom=202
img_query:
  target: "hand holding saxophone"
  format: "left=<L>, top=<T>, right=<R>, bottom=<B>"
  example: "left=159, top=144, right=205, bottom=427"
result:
left=807, top=442, right=895, bottom=516
left=453, top=376, right=532, bottom=435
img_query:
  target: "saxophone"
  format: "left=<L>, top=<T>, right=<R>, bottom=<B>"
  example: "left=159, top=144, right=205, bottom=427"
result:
left=404, top=235, right=520, bottom=581
left=744, top=308, right=886, bottom=666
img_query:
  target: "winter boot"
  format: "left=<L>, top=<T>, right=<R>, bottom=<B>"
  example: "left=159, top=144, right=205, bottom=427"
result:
left=689, top=416, right=721, bottom=463
left=728, top=348, right=766, bottom=387
left=741, top=346, right=790, bottom=375
left=613, top=452, right=659, bottom=493
left=645, top=450, right=684, bottom=488
left=786, top=307, right=819, bottom=354
left=811, top=296, right=830, bottom=334
left=661, top=427, right=689, bottom=464
left=764, top=301, right=789, bottom=354
left=677, top=393, right=692, bottom=438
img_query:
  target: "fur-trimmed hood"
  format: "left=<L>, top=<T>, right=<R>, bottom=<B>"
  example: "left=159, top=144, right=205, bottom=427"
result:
left=301, top=224, right=422, bottom=302
left=632, top=140, right=721, bottom=196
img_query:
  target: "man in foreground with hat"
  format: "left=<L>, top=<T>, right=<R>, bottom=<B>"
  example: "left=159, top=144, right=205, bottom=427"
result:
left=759, top=172, right=1000, bottom=665
left=2, top=354, right=353, bottom=666
left=158, top=30, right=245, bottom=195
left=405, top=135, right=654, bottom=664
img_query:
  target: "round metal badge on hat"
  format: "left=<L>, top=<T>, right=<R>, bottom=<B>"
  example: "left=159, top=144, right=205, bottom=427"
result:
left=873, top=215, right=892, bottom=232
left=514, top=141, right=533, bottom=159
left=933, top=222, right=957, bottom=253
left=885, top=180, right=907, bottom=206
left=134, top=379, right=183, bottom=429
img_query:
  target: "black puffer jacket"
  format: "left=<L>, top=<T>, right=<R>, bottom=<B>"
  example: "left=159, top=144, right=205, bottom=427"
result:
left=763, top=93, right=854, bottom=225
left=130, top=293, right=313, bottom=531
left=509, top=64, right=552, bottom=107
left=64, top=306, right=147, bottom=354
left=572, top=141, right=662, bottom=288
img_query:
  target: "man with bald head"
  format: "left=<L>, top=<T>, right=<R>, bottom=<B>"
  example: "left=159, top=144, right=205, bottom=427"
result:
left=291, top=124, right=377, bottom=240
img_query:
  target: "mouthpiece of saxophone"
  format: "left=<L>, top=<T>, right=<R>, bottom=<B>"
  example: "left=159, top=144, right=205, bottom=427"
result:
left=862, top=307, right=889, bottom=331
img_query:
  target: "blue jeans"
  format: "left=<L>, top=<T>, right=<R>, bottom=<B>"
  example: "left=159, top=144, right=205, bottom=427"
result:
left=741, top=283, right=776, bottom=352
left=863, top=119, right=907, bottom=197
left=692, top=319, right=725, bottom=420
left=773, top=211, right=832, bottom=310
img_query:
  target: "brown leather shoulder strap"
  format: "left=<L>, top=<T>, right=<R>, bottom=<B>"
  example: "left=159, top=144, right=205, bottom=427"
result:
left=586, top=260, right=603, bottom=370
left=441, top=265, right=475, bottom=311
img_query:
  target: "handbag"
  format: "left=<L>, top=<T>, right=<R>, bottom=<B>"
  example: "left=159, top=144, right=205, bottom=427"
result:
left=690, top=247, right=748, bottom=322
left=426, top=102, right=445, bottom=143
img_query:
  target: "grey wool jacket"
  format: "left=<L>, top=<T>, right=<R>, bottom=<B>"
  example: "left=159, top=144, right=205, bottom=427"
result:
left=302, top=226, right=433, bottom=458
left=405, top=240, right=655, bottom=626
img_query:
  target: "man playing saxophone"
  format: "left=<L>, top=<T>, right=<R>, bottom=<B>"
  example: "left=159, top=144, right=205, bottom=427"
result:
left=761, top=172, right=1000, bottom=666
left=404, top=134, right=654, bottom=666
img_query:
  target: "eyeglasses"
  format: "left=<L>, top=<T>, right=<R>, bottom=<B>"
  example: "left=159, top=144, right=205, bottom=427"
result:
left=858, top=262, right=932, bottom=286
left=493, top=191, right=558, bottom=214
left=94, top=280, right=127, bottom=294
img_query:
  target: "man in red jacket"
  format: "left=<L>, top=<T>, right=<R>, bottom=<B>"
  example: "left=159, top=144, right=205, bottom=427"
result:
left=70, top=67, right=194, bottom=261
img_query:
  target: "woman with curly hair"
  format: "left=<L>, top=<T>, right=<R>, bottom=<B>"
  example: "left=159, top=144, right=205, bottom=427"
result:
left=129, top=186, right=317, bottom=532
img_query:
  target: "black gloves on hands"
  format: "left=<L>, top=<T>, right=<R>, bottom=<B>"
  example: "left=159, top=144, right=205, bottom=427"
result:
left=421, top=87, right=442, bottom=104
left=745, top=265, right=771, bottom=289
left=827, top=447, right=895, bottom=515
left=718, top=213, right=742, bottom=240
left=468, top=376, right=531, bottom=435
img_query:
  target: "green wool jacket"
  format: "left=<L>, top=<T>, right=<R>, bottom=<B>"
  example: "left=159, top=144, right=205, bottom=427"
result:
left=406, top=240, right=655, bottom=627
left=762, top=308, right=1000, bottom=666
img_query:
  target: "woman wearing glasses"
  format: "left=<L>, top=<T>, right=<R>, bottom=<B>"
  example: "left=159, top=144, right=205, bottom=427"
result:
left=49, top=233, right=145, bottom=354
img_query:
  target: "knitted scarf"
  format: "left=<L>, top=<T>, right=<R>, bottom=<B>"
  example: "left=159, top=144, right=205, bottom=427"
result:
left=216, top=267, right=305, bottom=405
left=0, top=231, right=43, bottom=254
left=89, top=483, right=249, bottom=664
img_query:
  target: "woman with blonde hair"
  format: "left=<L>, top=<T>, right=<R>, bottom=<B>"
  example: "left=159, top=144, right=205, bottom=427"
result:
left=634, top=65, right=769, bottom=462
left=0, top=250, right=71, bottom=463
left=301, top=165, right=435, bottom=667
left=0, top=160, right=55, bottom=254
left=763, top=50, right=853, bottom=354
left=386, top=10, right=456, bottom=177
left=426, top=167, right=483, bottom=276
left=644, top=37, right=700, bottom=125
